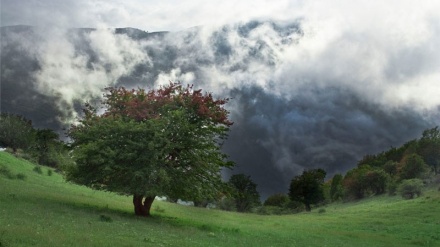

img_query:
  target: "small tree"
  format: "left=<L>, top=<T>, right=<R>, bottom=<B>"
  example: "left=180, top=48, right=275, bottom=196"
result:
left=67, top=83, right=233, bottom=217
left=398, top=179, right=423, bottom=199
left=329, top=174, right=343, bottom=202
left=228, top=174, right=261, bottom=212
left=289, top=169, right=326, bottom=212
left=417, top=127, right=440, bottom=175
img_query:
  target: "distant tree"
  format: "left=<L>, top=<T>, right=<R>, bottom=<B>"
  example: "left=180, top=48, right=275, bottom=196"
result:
left=0, top=113, right=35, bottom=153
left=228, top=174, right=261, bottom=212
left=383, top=160, right=398, bottom=177
left=364, top=169, right=389, bottom=195
left=33, top=129, right=63, bottom=167
left=399, top=154, right=428, bottom=180
left=329, top=174, right=343, bottom=202
left=342, top=165, right=371, bottom=200
left=417, top=127, right=440, bottom=175
left=264, top=193, right=290, bottom=208
left=67, top=83, right=233, bottom=217
left=289, top=169, right=326, bottom=211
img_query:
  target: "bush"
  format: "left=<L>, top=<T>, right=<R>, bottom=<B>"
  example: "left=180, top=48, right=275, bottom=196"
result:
left=398, top=179, right=424, bottom=199
left=217, top=197, right=236, bottom=211
left=47, top=169, right=53, bottom=176
left=264, top=193, right=290, bottom=207
left=33, top=166, right=43, bottom=174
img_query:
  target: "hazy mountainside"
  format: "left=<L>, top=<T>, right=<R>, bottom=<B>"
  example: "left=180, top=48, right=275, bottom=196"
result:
left=1, top=22, right=438, bottom=198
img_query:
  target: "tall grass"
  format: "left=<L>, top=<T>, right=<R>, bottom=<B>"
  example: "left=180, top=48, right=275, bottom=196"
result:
left=1, top=152, right=439, bottom=246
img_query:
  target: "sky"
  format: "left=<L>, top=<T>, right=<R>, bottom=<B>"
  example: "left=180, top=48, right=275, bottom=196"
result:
left=2, top=0, right=440, bottom=199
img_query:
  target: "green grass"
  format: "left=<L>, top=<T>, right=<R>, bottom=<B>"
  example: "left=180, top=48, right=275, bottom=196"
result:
left=1, top=152, right=439, bottom=247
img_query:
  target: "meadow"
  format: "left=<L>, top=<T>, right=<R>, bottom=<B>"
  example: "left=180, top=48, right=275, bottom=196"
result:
left=1, top=151, right=439, bottom=247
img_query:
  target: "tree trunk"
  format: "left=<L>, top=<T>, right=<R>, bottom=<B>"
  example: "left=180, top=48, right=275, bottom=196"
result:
left=133, top=195, right=155, bottom=217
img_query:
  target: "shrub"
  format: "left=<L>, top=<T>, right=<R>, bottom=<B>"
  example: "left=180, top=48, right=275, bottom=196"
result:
left=47, top=169, right=53, bottom=176
left=217, top=197, right=236, bottom=211
left=33, top=166, right=43, bottom=174
left=318, top=208, right=326, bottom=214
left=398, top=179, right=424, bottom=199
left=264, top=193, right=290, bottom=207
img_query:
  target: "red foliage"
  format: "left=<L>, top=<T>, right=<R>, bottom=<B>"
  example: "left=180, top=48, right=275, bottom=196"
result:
left=101, top=82, right=233, bottom=126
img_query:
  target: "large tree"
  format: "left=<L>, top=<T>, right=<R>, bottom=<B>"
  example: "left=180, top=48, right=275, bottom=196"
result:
left=289, top=169, right=326, bottom=212
left=67, top=83, right=233, bottom=216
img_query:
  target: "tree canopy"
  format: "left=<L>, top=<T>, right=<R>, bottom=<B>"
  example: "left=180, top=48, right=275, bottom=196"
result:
left=289, top=168, right=326, bottom=211
left=0, top=113, right=35, bottom=153
left=67, top=83, right=234, bottom=216
left=228, top=174, right=261, bottom=212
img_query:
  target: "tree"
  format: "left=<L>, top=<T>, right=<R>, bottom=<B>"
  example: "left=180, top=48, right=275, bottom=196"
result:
left=228, top=174, right=261, bottom=212
left=399, top=154, right=428, bottom=180
left=67, top=83, right=233, bottom=217
left=0, top=113, right=35, bottom=153
left=364, top=169, right=389, bottom=195
left=329, top=174, right=343, bottom=202
left=33, top=129, right=63, bottom=167
left=417, top=127, right=440, bottom=175
left=289, top=169, right=326, bottom=212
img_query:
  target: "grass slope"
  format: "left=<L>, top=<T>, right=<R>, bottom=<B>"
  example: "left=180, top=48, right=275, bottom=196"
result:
left=1, top=152, right=439, bottom=247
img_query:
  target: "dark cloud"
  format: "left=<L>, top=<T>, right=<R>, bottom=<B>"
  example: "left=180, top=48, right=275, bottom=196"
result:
left=1, top=18, right=439, bottom=199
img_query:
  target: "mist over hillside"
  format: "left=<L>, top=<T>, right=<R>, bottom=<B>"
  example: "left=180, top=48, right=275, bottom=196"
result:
left=1, top=21, right=439, bottom=198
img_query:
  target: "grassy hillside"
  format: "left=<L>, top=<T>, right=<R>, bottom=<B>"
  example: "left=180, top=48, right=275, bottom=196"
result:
left=1, top=152, right=439, bottom=247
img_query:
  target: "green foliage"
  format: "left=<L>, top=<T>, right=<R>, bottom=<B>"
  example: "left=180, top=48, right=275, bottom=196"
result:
left=228, top=174, right=261, bottom=212
left=289, top=168, right=326, bottom=211
left=0, top=113, right=35, bottom=153
left=417, top=126, right=440, bottom=174
left=66, top=83, right=233, bottom=216
left=330, top=174, right=343, bottom=202
left=398, top=179, right=424, bottom=199
left=387, top=180, right=398, bottom=196
left=383, top=160, right=398, bottom=177
left=399, top=154, right=428, bottom=180
left=264, top=193, right=290, bottom=207
left=343, top=166, right=389, bottom=200
left=33, top=165, right=43, bottom=174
